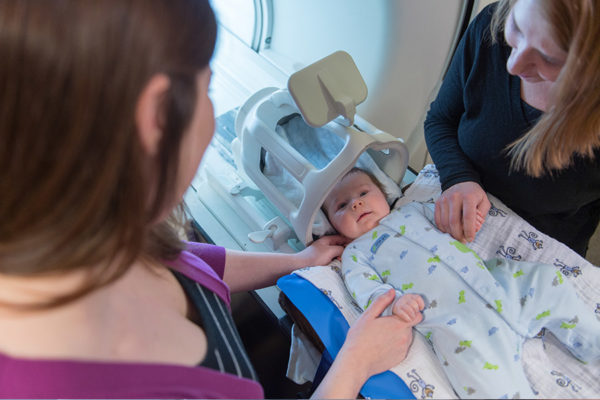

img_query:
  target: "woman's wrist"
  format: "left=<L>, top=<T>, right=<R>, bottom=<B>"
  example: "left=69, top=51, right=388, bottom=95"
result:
left=335, top=343, right=371, bottom=384
left=286, top=252, right=306, bottom=271
left=311, top=346, right=368, bottom=399
left=291, top=247, right=317, bottom=270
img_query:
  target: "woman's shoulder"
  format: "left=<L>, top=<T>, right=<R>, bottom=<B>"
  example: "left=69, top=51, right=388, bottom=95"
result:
left=165, top=242, right=231, bottom=305
left=477, top=2, right=497, bottom=20
left=460, top=2, right=511, bottom=83
left=466, top=2, right=498, bottom=45
left=183, top=241, right=227, bottom=275
left=474, top=3, right=497, bottom=27
left=166, top=242, right=225, bottom=278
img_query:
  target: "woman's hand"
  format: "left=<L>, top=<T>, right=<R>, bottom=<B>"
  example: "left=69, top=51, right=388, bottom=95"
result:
left=344, top=289, right=419, bottom=378
left=295, top=234, right=349, bottom=267
left=312, top=289, right=416, bottom=399
left=434, top=181, right=490, bottom=243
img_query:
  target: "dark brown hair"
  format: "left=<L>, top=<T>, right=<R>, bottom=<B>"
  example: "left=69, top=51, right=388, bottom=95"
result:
left=0, top=0, right=216, bottom=307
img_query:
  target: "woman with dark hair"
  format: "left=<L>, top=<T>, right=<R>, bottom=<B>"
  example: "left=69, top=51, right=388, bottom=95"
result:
left=425, top=0, right=600, bottom=257
left=0, top=0, right=414, bottom=398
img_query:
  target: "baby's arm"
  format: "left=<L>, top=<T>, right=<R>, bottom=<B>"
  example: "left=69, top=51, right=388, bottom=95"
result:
left=392, top=293, right=425, bottom=325
left=342, top=246, right=398, bottom=315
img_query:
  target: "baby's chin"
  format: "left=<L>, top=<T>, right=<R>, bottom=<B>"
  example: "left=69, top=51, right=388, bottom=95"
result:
left=349, top=225, right=378, bottom=239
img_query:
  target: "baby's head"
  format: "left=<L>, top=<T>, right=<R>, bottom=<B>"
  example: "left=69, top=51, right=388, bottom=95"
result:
left=323, top=168, right=391, bottom=239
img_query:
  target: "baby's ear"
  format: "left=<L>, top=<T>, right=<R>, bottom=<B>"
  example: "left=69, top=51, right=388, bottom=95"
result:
left=320, top=207, right=338, bottom=231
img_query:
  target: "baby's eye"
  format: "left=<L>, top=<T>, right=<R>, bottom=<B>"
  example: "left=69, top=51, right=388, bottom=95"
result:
left=360, top=191, right=368, bottom=196
left=337, top=202, right=347, bottom=210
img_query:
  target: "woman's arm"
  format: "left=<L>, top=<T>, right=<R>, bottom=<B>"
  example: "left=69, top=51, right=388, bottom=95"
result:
left=311, top=289, right=419, bottom=399
left=223, top=235, right=347, bottom=292
left=424, top=6, right=493, bottom=191
left=424, top=31, right=479, bottom=191
left=425, top=7, right=497, bottom=243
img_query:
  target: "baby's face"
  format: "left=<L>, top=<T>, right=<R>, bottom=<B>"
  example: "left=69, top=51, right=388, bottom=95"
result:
left=323, top=171, right=390, bottom=239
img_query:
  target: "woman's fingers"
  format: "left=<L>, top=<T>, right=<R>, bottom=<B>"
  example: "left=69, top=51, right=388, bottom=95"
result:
left=447, top=192, right=467, bottom=242
left=435, top=181, right=490, bottom=243
left=462, top=198, right=479, bottom=243
left=435, top=196, right=452, bottom=235
left=362, top=289, right=395, bottom=319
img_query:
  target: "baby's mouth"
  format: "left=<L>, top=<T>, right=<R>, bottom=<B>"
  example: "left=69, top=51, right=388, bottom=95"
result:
left=357, top=212, right=371, bottom=222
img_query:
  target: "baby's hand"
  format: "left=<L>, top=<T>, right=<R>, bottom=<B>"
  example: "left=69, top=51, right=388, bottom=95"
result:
left=392, top=294, right=425, bottom=325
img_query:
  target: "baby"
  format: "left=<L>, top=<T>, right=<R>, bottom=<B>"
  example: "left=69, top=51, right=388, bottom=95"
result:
left=323, top=167, right=600, bottom=399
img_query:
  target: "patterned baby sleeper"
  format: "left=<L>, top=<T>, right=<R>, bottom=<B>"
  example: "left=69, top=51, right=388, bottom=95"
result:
left=342, top=202, right=600, bottom=399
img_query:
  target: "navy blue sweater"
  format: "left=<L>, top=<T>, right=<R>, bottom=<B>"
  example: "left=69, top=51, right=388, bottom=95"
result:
left=424, top=3, right=600, bottom=256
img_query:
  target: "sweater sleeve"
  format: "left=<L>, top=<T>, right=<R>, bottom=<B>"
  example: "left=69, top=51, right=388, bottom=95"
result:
left=424, top=5, right=497, bottom=191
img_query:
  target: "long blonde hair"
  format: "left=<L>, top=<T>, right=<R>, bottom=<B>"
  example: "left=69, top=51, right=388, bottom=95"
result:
left=491, top=0, right=600, bottom=177
left=0, top=0, right=216, bottom=307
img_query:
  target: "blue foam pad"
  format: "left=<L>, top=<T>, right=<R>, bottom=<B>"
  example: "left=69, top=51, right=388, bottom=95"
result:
left=278, top=273, right=415, bottom=399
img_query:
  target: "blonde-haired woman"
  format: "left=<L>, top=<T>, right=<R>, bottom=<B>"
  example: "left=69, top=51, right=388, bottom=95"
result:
left=425, top=0, right=600, bottom=257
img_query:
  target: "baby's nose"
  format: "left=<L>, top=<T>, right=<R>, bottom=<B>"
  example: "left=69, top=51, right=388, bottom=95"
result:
left=352, top=199, right=364, bottom=210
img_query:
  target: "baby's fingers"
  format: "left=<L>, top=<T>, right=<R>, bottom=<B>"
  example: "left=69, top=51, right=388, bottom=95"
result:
left=404, top=293, right=425, bottom=311
left=395, top=309, right=413, bottom=323
left=408, top=311, right=423, bottom=325
left=414, top=294, right=425, bottom=311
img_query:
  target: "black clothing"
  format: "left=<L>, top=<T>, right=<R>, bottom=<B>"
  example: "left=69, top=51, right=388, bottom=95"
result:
left=424, top=3, right=600, bottom=256
left=172, top=270, right=258, bottom=381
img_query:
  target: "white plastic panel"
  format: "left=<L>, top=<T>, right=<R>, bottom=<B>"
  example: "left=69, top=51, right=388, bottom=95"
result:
left=260, top=0, right=466, bottom=170
left=210, top=0, right=257, bottom=48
